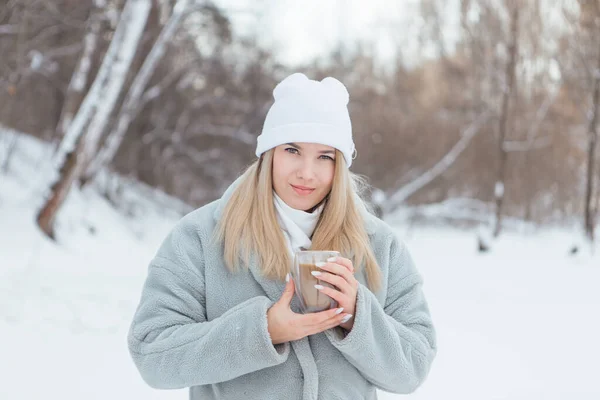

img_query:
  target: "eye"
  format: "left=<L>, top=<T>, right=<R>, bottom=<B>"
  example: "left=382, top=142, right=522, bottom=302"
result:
left=285, top=147, right=299, bottom=155
left=320, top=155, right=334, bottom=161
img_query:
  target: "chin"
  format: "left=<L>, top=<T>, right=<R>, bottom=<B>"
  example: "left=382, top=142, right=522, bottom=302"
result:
left=285, top=195, right=316, bottom=211
left=291, top=199, right=314, bottom=211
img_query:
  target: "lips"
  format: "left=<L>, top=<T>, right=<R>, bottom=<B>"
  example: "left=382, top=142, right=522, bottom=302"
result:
left=291, top=184, right=315, bottom=196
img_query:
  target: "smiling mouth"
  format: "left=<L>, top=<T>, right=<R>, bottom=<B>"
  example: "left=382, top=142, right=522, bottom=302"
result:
left=291, top=184, right=315, bottom=196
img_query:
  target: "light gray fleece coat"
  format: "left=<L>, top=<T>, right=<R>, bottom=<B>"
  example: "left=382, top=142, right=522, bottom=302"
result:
left=127, top=180, right=437, bottom=399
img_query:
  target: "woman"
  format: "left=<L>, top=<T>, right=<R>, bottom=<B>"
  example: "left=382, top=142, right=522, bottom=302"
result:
left=127, top=73, right=436, bottom=399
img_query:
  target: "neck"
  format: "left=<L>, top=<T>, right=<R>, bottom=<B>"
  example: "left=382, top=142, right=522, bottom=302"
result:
left=273, top=192, right=324, bottom=240
left=305, top=198, right=326, bottom=213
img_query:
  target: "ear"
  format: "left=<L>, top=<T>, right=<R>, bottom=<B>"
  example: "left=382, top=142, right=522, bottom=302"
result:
left=273, top=73, right=310, bottom=101
left=320, top=77, right=349, bottom=105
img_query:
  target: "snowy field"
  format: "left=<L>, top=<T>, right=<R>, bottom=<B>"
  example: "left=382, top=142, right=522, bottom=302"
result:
left=1, top=131, right=599, bottom=399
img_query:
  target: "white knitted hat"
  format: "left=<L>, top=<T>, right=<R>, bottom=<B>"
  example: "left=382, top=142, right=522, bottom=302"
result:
left=255, top=72, right=355, bottom=167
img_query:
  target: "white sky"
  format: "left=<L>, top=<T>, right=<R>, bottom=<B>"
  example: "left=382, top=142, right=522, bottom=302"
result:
left=213, top=0, right=450, bottom=67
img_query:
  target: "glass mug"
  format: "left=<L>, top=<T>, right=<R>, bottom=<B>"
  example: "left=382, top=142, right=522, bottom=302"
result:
left=291, top=250, right=340, bottom=313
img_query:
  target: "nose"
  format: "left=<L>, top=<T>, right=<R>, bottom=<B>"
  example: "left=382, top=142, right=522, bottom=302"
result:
left=296, top=158, right=316, bottom=181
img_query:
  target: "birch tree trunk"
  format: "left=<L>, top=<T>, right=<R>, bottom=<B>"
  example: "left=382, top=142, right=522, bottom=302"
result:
left=492, top=5, right=519, bottom=238
left=584, top=44, right=600, bottom=243
left=53, top=0, right=105, bottom=155
left=37, top=0, right=152, bottom=239
left=83, top=0, right=192, bottom=183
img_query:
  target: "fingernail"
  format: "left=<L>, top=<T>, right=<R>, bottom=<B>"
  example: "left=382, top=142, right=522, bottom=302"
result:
left=314, top=284, right=324, bottom=290
left=311, top=271, right=322, bottom=276
left=335, top=307, right=344, bottom=314
left=341, top=314, right=353, bottom=323
left=285, top=273, right=290, bottom=282
left=315, top=262, right=326, bottom=267
left=327, top=257, right=337, bottom=262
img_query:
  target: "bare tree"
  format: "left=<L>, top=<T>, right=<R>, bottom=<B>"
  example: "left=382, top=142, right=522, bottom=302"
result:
left=82, top=0, right=193, bottom=183
left=37, top=0, right=152, bottom=238
left=53, top=0, right=107, bottom=153
left=584, top=43, right=600, bottom=242
left=493, top=4, right=520, bottom=237
left=560, top=0, right=600, bottom=245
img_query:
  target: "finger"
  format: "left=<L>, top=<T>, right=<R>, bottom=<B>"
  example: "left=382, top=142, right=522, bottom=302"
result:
left=327, top=256, right=354, bottom=272
left=311, top=271, right=352, bottom=294
left=314, top=284, right=346, bottom=304
left=307, top=311, right=351, bottom=335
left=279, top=274, right=295, bottom=305
left=301, top=306, right=345, bottom=327
left=333, top=313, right=353, bottom=328
left=319, top=312, right=354, bottom=333
left=315, top=262, right=356, bottom=286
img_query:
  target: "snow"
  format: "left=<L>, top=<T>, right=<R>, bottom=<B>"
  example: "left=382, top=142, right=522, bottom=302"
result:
left=495, top=181, right=505, bottom=198
left=1, top=130, right=599, bottom=399
left=386, top=226, right=600, bottom=400
left=29, top=50, right=44, bottom=71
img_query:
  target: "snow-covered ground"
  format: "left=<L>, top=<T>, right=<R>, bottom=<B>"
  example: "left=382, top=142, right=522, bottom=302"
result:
left=1, top=131, right=599, bottom=399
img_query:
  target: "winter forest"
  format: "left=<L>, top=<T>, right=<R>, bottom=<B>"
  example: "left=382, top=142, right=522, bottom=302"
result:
left=1, top=0, right=599, bottom=399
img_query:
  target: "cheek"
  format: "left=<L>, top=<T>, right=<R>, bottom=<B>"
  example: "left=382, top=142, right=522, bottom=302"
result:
left=272, top=154, right=292, bottom=185
left=272, top=166, right=285, bottom=188
left=319, top=165, right=335, bottom=189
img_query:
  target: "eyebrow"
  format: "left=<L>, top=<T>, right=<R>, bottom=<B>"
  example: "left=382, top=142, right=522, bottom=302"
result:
left=286, top=143, right=336, bottom=155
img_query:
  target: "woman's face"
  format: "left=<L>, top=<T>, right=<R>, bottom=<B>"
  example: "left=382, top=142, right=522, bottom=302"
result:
left=272, top=142, right=336, bottom=211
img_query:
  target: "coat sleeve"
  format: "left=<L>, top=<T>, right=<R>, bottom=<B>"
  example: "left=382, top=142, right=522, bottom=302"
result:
left=325, top=234, right=436, bottom=394
left=127, top=222, right=290, bottom=389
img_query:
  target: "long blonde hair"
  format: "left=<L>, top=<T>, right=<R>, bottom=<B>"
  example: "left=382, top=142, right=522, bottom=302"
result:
left=214, top=149, right=382, bottom=291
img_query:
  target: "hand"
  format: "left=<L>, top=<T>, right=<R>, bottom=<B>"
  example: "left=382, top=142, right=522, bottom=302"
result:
left=267, top=275, right=351, bottom=345
left=312, top=256, right=358, bottom=331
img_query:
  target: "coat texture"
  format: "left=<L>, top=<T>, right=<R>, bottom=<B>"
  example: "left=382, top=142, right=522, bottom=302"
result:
left=127, top=179, right=437, bottom=399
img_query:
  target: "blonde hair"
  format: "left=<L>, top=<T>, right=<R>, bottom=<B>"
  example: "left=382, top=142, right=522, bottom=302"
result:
left=214, top=149, right=382, bottom=291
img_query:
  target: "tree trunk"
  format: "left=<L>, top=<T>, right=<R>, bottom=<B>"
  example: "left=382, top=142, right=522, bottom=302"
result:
left=37, top=0, right=152, bottom=239
left=1, top=129, right=18, bottom=174
left=53, top=0, right=105, bottom=155
left=82, top=0, right=191, bottom=183
left=493, top=6, right=519, bottom=238
left=584, top=45, right=600, bottom=243
left=36, top=139, right=86, bottom=239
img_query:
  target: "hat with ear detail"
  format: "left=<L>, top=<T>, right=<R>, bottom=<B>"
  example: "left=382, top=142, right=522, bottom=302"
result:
left=256, top=72, right=355, bottom=167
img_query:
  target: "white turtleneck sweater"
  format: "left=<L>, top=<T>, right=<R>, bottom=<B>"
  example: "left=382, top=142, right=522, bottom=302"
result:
left=273, top=192, right=324, bottom=256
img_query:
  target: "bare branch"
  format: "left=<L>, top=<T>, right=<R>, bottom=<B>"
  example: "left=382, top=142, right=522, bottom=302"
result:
left=385, top=110, right=492, bottom=212
left=43, top=42, right=83, bottom=59
left=178, top=147, right=222, bottom=165
left=525, top=88, right=559, bottom=141
left=0, top=24, right=18, bottom=35
left=503, top=88, right=559, bottom=152
left=192, top=123, right=256, bottom=145
left=503, top=136, right=553, bottom=152
left=25, top=24, right=69, bottom=50
left=138, top=56, right=202, bottom=109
